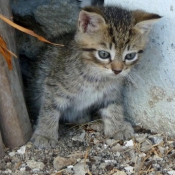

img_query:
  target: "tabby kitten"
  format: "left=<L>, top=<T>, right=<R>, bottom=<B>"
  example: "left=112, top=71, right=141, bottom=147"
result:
left=30, top=6, right=161, bottom=148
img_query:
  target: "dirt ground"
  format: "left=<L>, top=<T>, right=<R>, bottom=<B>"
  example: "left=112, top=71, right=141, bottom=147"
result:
left=0, top=121, right=175, bottom=175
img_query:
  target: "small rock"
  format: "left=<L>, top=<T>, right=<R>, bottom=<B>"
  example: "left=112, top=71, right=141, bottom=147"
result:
left=124, top=140, right=134, bottom=147
left=9, top=152, right=16, bottom=157
left=158, top=146, right=165, bottom=155
left=79, top=130, right=85, bottom=140
left=53, top=152, right=84, bottom=170
left=26, top=142, right=33, bottom=148
left=152, top=155, right=163, bottom=161
left=26, top=160, right=44, bottom=170
left=73, top=162, right=89, bottom=175
left=4, top=169, right=12, bottom=174
left=88, top=122, right=103, bottom=132
left=65, top=166, right=74, bottom=174
left=104, top=160, right=117, bottom=163
left=93, top=138, right=99, bottom=144
left=114, top=152, right=120, bottom=157
left=105, top=164, right=114, bottom=171
left=139, top=153, right=146, bottom=158
left=106, top=139, right=116, bottom=146
left=168, top=170, right=175, bottom=175
left=17, top=146, right=26, bottom=155
left=135, top=134, right=147, bottom=143
left=124, top=166, right=134, bottom=173
left=113, top=171, right=127, bottom=175
left=54, top=156, right=73, bottom=171
left=91, top=164, right=96, bottom=172
left=140, top=139, right=152, bottom=152
left=11, top=157, right=20, bottom=164
left=111, top=143, right=125, bottom=152
left=67, top=165, right=74, bottom=169
left=20, top=167, right=25, bottom=171
left=99, top=163, right=109, bottom=169
left=72, top=131, right=85, bottom=144
left=149, top=136, right=163, bottom=145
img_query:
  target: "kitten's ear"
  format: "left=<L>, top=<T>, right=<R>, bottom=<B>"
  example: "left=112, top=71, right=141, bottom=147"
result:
left=78, top=10, right=106, bottom=33
left=133, top=10, right=162, bottom=34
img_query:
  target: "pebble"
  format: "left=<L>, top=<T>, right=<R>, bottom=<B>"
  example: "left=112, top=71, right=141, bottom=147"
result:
left=11, top=157, right=20, bottom=163
left=113, top=171, right=127, bottom=175
left=104, top=159, right=117, bottom=163
left=26, top=160, right=45, bottom=170
left=124, top=166, right=134, bottom=173
left=149, top=136, right=164, bottom=145
left=53, top=152, right=84, bottom=170
left=168, top=170, right=175, bottom=175
left=106, top=139, right=117, bottom=146
left=135, top=134, right=147, bottom=143
left=9, top=152, right=16, bottom=157
left=124, top=140, right=134, bottom=147
left=138, top=153, right=146, bottom=158
left=19, top=167, right=25, bottom=171
left=111, top=143, right=125, bottom=152
left=91, top=164, right=96, bottom=172
left=53, top=156, right=73, bottom=170
left=17, top=146, right=26, bottom=155
left=140, top=139, right=152, bottom=152
left=73, top=162, right=89, bottom=175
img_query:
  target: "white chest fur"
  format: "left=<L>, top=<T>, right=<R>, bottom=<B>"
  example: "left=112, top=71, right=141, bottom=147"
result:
left=74, top=86, right=105, bottom=111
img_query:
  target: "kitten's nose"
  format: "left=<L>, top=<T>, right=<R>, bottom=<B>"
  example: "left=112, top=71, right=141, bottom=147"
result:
left=113, top=69, right=122, bottom=74
left=111, top=61, right=123, bottom=75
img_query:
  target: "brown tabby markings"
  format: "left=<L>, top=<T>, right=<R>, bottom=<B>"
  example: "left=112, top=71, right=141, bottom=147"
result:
left=29, top=6, right=161, bottom=149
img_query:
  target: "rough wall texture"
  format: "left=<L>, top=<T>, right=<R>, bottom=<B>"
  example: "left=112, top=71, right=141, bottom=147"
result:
left=0, top=0, right=32, bottom=148
left=106, top=0, right=175, bottom=135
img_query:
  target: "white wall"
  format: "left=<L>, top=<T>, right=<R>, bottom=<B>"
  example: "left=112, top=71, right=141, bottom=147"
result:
left=105, top=0, right=175, bottom=135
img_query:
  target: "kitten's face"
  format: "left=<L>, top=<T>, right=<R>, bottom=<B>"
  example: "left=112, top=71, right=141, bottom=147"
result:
left=75, top=6, right=161, bottom=78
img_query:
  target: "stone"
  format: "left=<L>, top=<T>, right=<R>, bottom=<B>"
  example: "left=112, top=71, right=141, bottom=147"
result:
left=140, top=139, right=152, bottom=152
left=149, top=135, right=164, bottom=145
left=168, top=170, right=175, bottom=175
left=26, top=160, right=45, bottom=170
left=113, top=171, right=127, bottom=175
left=111, top=143, right=125, bottom=152
left=124, top=166, right=134, bottom=173
left=17, top=146, right=26, bottom=154
left=9, top=152, right=16, bottom=157
left=124, top=140, right=134, bottom=147
left=73, top=162, right=89, bottom=175
left=106, top=139, right=117, bottom=146
left=135, top=134, right=147, bottom=143
left=53, top=152, right=84, bottom=170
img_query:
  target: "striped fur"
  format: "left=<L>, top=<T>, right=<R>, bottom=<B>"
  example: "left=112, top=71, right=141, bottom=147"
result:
left=29, top=6, right=161, bottom=148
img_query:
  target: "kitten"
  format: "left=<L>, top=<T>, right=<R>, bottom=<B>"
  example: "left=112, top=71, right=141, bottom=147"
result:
left=29, top=6, right=161, bottom=148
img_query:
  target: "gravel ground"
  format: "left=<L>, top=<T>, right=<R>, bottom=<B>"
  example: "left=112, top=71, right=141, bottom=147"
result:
left=1, top=120, right=175, bottom=175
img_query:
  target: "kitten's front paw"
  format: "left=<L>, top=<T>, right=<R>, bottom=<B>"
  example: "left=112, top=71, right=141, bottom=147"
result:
left=31, top=134, right=58, bottom=149
left=104, top=121, right=134, bottom=140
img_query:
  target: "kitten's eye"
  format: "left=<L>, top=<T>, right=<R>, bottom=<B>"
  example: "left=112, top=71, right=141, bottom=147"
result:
left=125, top=52, right=137, bottom=60
left=98, top=50, right=110, bottom=59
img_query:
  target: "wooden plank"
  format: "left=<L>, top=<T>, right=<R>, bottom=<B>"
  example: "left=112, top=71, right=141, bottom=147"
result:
left=0, top=131, right=4, bottom=158
left=0, top=0, right=32, bottom=148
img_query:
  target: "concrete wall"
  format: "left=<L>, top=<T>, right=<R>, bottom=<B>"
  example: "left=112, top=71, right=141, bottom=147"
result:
left=105, top=0, right=175, bottom=135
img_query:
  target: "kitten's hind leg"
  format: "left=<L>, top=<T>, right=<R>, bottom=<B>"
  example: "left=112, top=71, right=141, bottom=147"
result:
left=100, top=104, right=134, bottom=140
left=31, top=105, right=60, bottom=149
